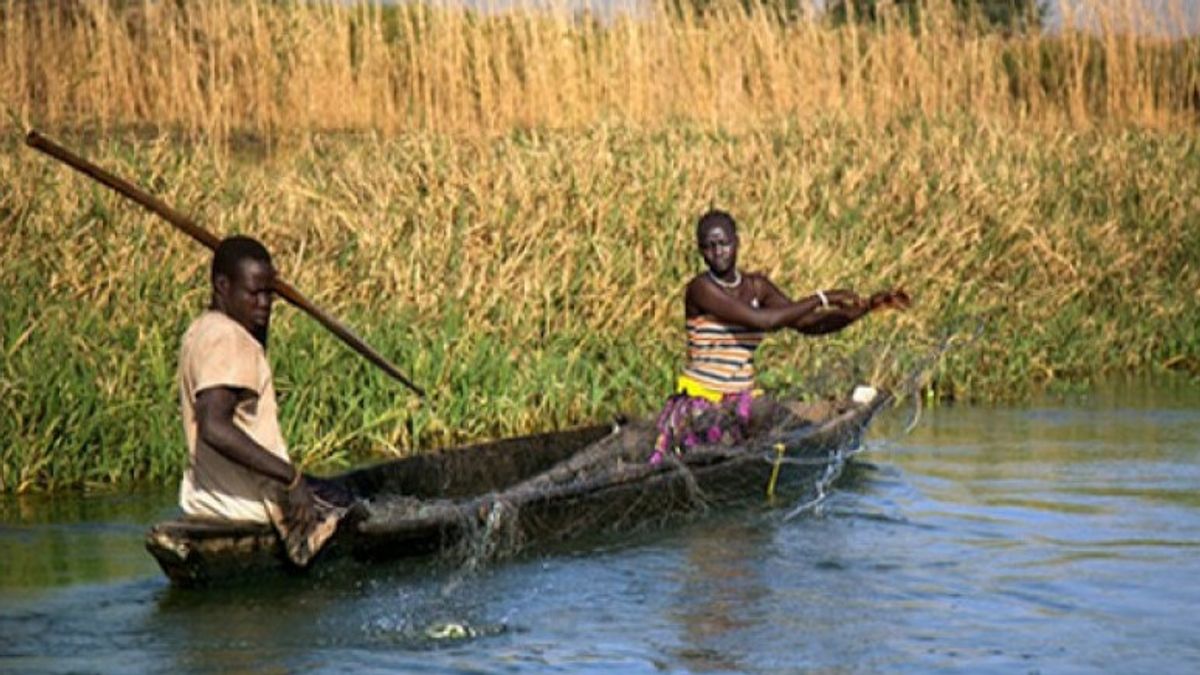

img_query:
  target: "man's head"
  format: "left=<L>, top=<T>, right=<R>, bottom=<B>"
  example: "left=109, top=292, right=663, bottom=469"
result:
left=696, top=209, right=739, bottom=275
left=211, top=236, right=275, bottom=345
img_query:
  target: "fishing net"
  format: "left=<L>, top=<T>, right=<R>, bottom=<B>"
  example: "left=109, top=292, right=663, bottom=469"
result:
left=325, top=323, right=996, bottom=571
left=339, top=396, right=882, bottom=567
left=144, top=333, right=986, bottom=586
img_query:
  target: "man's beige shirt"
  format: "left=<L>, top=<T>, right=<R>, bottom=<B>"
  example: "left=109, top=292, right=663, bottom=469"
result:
left=178, top=310, right=291, bottom=522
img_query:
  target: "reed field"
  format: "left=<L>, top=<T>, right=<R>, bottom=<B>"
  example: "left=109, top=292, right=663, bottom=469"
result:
left=3, top=0, right=1199, bottom=135
left=1, top=0, right=1198, bottom=491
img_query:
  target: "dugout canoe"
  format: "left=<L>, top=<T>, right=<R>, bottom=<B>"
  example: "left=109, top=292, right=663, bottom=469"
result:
left=146, top=387, right=891, bottom=586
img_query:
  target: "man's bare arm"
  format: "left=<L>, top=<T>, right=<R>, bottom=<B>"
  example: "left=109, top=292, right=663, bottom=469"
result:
left=194, top=386, right=297, bottom=486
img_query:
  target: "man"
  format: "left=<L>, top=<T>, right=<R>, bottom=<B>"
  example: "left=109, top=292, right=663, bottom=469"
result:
left=178, top=235, right=342, bottom=565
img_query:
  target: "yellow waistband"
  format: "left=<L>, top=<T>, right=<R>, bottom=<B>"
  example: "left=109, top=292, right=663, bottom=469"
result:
left=675, top=374, right=762, bottom=403
left=676, top=374, right=725, bottom=402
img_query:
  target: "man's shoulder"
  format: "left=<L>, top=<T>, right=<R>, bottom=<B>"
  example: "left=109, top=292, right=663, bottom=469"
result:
left=179, top=311, right=267, bottom=392
left=182, top=311, right=257, bottom=354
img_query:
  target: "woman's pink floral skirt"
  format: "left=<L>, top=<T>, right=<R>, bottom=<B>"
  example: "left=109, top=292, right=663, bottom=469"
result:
left=650, top=390, right=754, bottom=465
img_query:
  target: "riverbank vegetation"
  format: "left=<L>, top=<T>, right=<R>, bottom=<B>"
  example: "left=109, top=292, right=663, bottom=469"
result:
left=3, top=0, right=1198, bottom=135
left=2, top=0, right=1197, bottom=491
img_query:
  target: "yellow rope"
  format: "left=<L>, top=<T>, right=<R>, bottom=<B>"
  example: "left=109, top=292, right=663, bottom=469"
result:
left=766, top=442, right=786, bottom=501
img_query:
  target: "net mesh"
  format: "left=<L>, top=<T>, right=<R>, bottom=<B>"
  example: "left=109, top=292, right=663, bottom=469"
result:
left=348, top=399, right=878, bottom=567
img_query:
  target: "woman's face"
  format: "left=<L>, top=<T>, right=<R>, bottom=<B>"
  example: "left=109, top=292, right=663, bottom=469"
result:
left=698, top=223, right=738, bottom=275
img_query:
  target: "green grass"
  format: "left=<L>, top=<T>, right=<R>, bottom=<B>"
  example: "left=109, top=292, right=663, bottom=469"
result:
left=1, top=117, right=1197, bottom=492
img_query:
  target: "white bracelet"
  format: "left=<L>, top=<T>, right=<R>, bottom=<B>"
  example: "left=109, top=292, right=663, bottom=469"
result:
left=816, top=290, right=829, bottom=309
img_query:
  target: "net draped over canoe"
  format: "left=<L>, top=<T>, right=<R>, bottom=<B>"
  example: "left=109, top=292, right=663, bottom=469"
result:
left=338, top=399, right=872, bottom=565
left=143, top=395, right=887, bottom=586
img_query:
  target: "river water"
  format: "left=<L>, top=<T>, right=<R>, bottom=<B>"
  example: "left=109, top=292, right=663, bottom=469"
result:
left=2, top=379, right=1198, bottom=673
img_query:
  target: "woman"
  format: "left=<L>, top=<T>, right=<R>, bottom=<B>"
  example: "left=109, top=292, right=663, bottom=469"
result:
left=651, top=209, right=909, bottom=464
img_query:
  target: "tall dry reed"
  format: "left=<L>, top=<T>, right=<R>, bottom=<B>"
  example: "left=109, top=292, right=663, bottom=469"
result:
left=2, top=0, right=1198, bottom=491
left=1, top=0, right=1197, bottom=139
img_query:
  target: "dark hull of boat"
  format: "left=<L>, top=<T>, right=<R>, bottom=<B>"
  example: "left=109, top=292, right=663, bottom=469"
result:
left=146, top=392, right=890, bottom=586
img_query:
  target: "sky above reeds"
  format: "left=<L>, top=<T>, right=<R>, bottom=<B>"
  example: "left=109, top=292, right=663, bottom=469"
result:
left=1054, top=0, right=1200, bottom=36
left=444, top=0, right=1200, bottom=35
left=323, top=0, right=1200, bottom=35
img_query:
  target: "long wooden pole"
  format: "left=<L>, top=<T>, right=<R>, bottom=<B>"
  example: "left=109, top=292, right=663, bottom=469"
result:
left=26, top=130, right=424, bottom=397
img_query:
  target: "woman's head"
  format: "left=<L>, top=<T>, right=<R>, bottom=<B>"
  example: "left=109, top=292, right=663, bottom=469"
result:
left=696, top=209, right=738, bottom=275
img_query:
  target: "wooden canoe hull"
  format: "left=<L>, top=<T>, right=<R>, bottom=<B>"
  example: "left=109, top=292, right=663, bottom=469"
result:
left=146, top=392, right=890, bottom=586
left=146, top=423, right=616, bottom=586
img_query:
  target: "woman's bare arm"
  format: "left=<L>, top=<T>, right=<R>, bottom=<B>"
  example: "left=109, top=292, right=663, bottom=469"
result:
left=687, top=276, right=824, bottom=330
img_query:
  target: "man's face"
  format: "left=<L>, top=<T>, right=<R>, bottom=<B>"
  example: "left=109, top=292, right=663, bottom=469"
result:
left=698, top=223, right=738, bottom=274
left=216, top=258, right=275, bottom=344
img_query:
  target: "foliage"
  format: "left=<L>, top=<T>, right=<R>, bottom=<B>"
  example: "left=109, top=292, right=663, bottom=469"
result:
left=2, top=120, right=1196, bottom=492
left=1, top=1, right=1197, bottom=492
left=1, top=0, right=1195, bottom=138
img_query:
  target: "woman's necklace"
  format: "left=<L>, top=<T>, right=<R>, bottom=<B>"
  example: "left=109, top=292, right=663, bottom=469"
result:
left=708, top=269, right=742, bottom=289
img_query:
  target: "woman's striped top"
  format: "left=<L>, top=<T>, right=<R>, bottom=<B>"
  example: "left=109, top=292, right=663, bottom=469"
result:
left=681, top=315, right=765, bottom=394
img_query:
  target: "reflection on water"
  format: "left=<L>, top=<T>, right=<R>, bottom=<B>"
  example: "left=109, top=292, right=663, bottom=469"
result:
left=669, top=520, right=772, bottom=672
left=1, top=377, right=1198, bottom=672
left=0, top=488, right=173, bottom=598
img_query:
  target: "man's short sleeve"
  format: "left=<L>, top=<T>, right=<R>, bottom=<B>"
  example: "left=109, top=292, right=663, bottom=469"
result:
left=184, top=319, right=260, bottom=398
